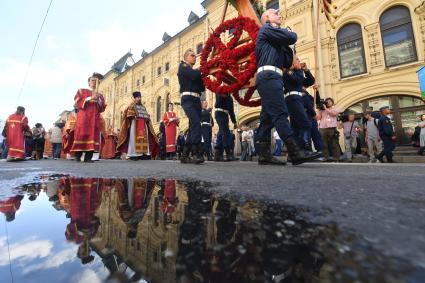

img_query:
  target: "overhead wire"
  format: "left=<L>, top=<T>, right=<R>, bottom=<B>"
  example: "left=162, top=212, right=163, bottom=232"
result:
left=15, top=0, right=54, bottom=106
left=4, top=218, right=14, bottom=283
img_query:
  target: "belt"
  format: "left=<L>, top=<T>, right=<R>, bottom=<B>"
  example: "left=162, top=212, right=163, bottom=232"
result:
left=257, top=65, right=283, bottom=76
left=284, top=91, right=303, bottom=98
left=201, top=122, right=211, bottom=126
left=181, top=92, right=200, bottom=98
left=215, top=108, right=229, bottom=114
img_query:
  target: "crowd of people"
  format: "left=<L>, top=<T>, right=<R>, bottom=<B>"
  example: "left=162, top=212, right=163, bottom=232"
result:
left=2, top=8, right=423, bottom=165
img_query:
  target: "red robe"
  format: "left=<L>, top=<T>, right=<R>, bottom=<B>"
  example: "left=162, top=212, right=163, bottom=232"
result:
left=3, top=113, right=30, bottom=159
left=63, top=115, right=77, bottom=156
left=101, top=129, right=118, bottom=159
left=117, top=102, right=160, bottom=158
left=0, top=195, right=24, bottom=221
left=65, top=178, right=102, bottom=243
left=163, top=111, right=179, bottom=153
left=162, top=179, right=178, bottom=215
left=43, top=134, right=52, bottom=158
left=71, top=89, right=105, bottom=153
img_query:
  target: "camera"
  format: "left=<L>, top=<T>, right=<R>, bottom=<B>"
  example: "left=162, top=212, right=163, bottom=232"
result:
left=317, top=99, right=325, bottom=111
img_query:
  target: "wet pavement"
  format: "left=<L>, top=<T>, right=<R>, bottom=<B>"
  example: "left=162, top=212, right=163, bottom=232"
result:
left=0, top=160, right=424, bottom=283
left=0, top=173, right=423, bottom=283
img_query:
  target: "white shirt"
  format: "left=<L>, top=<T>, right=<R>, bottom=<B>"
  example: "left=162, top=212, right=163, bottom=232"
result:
left=273, top=131, right=281, bottom=140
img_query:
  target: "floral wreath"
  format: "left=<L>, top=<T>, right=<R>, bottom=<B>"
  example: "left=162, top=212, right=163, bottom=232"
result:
left=200, top=16, right=261, bottom=107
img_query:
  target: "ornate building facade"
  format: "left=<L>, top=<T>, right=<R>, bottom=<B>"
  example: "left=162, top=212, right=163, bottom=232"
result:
left=99, top=0, right=425, bottom=146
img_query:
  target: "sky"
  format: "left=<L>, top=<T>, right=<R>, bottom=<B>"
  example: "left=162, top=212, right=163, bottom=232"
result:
left=0, top=0, right=205, bottom=129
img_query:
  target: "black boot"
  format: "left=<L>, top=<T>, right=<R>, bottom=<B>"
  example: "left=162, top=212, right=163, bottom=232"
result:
left=180, top=145, right=191, bottom=164
left=376, top=152, right=385, bottom=163
left=207, top=152, right=213, bottom=161
left=75, top=152, right=82, bottom=162
left=191, top=144, right=204, bottom=164
left=258, top=142, right=286, bottom=165
left=418, top=147, right=425, bottom=156
left=225, top=148, right=239, bottom=161
left=285, top=137, right=322, bottom=165
left=214, top=149, right=224, bottom=161
left=83, top=151, right=94, bottom=163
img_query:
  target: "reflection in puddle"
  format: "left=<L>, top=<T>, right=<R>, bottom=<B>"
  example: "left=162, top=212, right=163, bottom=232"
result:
left=0, top=176, right=419, bottom=283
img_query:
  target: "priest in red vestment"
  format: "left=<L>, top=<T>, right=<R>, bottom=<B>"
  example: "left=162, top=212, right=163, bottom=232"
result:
left=65, top=177, right=102, bottom=264
left=2, top=106, right=30, bottom=161
left=162, top=103, right=179, bottom=159
left=101, top=126, right=118, bottom=159
left=115, top=178, right=155, bottom=238
left=71, top=73, right=106, bottom=162
left=161, top=179, right=179, bottom=225
left=63, top=110, right=77, bottom=159
left=0, top=194, right=24, bottom=222
left=117, top=92, right=159, bottom=160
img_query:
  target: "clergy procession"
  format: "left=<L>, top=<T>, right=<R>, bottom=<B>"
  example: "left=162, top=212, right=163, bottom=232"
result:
left=3, top=0, right=419, bottom=166
left=2, top=8, right=323, bottom=166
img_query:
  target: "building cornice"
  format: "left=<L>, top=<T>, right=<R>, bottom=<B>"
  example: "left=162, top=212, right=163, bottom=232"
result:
left=286, top=0, right=313, bottom=19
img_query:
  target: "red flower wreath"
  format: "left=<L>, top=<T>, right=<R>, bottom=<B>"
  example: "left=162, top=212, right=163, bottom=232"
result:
left=200, top=16, right=261, bottom=107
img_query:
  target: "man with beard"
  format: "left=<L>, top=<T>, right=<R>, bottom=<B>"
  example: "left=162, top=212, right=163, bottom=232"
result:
left=117, top=91, right=159, bottom=160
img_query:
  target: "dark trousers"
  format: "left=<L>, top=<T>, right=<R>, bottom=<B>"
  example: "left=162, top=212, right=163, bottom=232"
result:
left=256, top=72, right=293, bottom=143
left=320, top=127, right=341, bottom=160
left=378, top=137, right=395, bottom=161
left=286, top=96, right=311, bottom=149
left=307, top=119, right=324, bottom=151
left=1, top=141, right=7, bottom=159
left=52, top=143, right=62, bottom=158
left=181, top=96, right=202, bottom=145
left=201, top=125, right=212, bottom=154
left=215, top=111, right=231, bottom=150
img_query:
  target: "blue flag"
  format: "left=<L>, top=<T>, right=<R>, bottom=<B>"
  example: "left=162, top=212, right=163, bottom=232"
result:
left=418, top=66, right=425, bottom=99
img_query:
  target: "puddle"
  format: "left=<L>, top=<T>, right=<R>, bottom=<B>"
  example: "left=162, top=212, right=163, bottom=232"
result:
left=0, top=176, right=421, bottom=283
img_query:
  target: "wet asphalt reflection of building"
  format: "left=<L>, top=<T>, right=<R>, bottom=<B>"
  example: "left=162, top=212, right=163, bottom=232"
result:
left=2, top=176, right=420, bottom=283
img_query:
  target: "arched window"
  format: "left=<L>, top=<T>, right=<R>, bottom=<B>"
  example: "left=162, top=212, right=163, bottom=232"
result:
left=156, top=96, right=162, bottom=122
left=337, top=23, right=366, bottom=78
left=380, top=6, right=417, bottom=67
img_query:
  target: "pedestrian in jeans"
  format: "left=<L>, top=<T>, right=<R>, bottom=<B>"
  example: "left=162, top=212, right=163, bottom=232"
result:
left=318, top=98, right=341, bottom=162
left=273, top=130, right=283, bottom=156
left=365, top=111, right=382, bottom=162
left=340, top=114, right=361, bottom=162
left=241, top=126, right=252, bottom=161
left=50, top=123, right=63, bottom=159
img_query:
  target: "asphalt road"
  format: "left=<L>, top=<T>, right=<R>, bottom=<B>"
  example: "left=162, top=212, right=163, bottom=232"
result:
left=0, top=159, right=424, bottom=277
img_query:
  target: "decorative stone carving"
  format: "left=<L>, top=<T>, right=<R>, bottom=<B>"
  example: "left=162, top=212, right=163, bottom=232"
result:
left=364, top=22, right=383, bottom=69
left=322, top=37, right=338, bottom=80
left=285, top=0, right=313, bottom=18
left=415, top=2, right=425, bottom=52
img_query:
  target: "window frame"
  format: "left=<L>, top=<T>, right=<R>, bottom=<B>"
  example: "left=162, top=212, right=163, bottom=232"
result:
left=337, top=22, right=367, bottom=79
left=196, top=43, right=203, bottom=55
left=379, top=6, right=417, bottom=68
left=266, top=0, right=279, bottom=10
